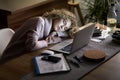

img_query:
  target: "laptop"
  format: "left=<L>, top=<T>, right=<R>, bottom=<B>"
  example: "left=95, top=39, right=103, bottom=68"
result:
left=49, top=23, right=95, bottom=54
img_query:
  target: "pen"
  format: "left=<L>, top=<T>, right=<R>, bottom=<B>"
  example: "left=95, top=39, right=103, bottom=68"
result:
left=69, top=59, right=80, bottom=68
left=73, top=56, right=83, bottom=63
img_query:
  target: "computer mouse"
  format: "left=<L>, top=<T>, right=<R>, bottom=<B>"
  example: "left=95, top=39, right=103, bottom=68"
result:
left=40, top=50, right=54, bottom=56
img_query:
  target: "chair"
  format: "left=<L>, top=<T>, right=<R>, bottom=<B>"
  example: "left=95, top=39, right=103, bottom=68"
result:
left=67, top=0, right=84, bottom=26
left=0, top=28, right=15, bottom=58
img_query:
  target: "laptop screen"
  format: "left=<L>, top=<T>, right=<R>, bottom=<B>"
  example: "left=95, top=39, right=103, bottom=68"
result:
left=49, top=23, right=95, bottom=54
left=70, top=23, right=95, bottom=53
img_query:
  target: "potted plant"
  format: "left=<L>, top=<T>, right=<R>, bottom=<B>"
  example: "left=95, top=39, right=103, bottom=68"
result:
left=83, top=0, right=119, bottom=25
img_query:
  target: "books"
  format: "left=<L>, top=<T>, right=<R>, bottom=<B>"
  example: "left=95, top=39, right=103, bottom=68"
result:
left=33, top=54, right=70, bottom=75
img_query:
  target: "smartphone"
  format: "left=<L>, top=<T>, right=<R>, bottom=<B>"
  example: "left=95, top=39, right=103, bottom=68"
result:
left=41, top=55, right=61, bottom=63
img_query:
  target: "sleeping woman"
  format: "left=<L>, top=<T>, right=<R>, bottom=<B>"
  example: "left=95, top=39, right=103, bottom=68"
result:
left=1, top=9, right=78, bottom=60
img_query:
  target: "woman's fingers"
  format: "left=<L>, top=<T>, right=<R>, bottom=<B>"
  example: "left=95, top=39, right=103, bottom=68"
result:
left=69, top=27, right=79, bottom=38
left=46, top=36, right=54, bottom=44
left=46, top=36, right=62, bottom=44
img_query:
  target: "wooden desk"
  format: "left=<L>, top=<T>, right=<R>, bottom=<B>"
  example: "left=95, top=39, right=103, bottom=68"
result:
left=81, top=52, right=120, bottom=80
left=0, top=42, right=120, bottom=80
left=0, top=45, right=51, bottom=80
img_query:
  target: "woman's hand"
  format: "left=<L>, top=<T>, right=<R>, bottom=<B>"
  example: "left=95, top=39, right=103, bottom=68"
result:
left=69, top=27, right=79, bottom=38
left=46, top=31, right=62, bottom=44
left=46, top=36, right=62, bottom=44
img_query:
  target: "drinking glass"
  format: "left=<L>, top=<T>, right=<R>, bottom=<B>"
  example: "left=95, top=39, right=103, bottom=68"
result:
left=107, top=18, right=117, bottom=32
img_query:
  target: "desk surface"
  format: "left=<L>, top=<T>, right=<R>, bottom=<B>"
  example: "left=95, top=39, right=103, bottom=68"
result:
left=82, top=52, right=120, bottom=80
left=0, top=46, right=50, bottom=80
left=0, top=40, right=120, bottom=80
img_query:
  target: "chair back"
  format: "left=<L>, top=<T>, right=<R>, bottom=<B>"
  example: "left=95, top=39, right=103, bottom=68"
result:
left=0, top=28, right=15, bottom=57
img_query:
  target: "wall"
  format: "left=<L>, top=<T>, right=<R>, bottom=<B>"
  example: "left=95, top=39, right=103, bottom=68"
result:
left=5, top=0, right=68, bottom=30
left=0, top=0, right=47, bottom=11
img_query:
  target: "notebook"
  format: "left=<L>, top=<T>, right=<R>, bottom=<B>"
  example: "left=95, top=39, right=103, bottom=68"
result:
left=33, top=54, right=70, bottom=75
left=49, top=23, right=95, bottom=54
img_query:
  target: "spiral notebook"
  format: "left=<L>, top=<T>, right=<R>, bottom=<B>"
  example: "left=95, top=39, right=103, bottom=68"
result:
left=33, top=54, right=71, bottom=75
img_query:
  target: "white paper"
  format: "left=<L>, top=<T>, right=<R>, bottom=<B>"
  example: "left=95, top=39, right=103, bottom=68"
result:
left=91, top=27, right=111, bottom=42
left=35, top=54, right=70, bottom=74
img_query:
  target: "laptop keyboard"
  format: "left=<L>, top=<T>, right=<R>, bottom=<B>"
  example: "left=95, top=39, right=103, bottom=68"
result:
left=60, top=44, right=72, bottom=52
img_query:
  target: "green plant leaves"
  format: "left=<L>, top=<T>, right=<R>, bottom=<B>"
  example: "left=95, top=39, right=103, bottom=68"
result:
left=83, top=0, right=118, bottom=23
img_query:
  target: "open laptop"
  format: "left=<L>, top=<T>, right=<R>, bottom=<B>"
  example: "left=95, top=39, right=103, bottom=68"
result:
left=49, top=23, right=95, bottom=54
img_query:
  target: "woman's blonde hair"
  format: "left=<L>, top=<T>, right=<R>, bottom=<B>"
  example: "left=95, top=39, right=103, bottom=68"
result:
left=43, top=9, right=78, bottom=28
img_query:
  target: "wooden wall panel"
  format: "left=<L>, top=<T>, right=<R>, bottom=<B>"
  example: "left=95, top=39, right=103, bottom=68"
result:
left=7, top=0, right=68, bottom=30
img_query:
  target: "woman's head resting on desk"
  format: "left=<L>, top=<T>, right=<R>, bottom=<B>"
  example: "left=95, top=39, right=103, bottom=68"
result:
left=43, top=9, right=79, bottom=37
left=43, top=9, right=78, bottom=32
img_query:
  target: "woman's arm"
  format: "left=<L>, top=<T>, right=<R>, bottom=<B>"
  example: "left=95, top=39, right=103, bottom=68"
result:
left=25, top=30, right=48, bottom=51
